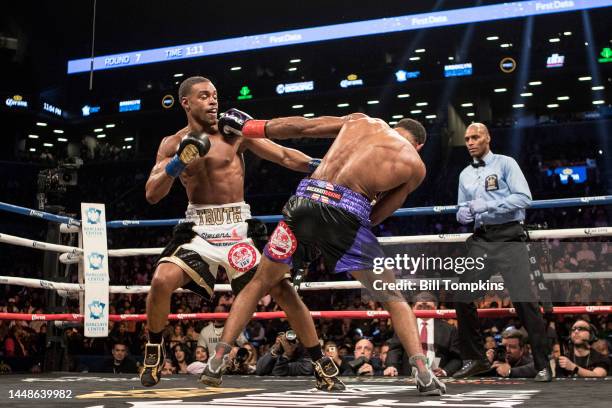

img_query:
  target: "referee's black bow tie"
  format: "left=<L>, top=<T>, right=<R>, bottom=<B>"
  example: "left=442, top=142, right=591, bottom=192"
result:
left=471, top=160, right=485, bottom=168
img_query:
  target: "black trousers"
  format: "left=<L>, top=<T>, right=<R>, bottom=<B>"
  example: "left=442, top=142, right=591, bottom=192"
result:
left=454, top=222, right=551, bottom=371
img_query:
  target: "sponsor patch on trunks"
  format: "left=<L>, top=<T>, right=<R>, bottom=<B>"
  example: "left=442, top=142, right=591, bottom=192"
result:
left=267, top=221, right=297, bottom=260
left=227, top=243, right=258, bottom=272
left=305, top=185, right=343, bottom=201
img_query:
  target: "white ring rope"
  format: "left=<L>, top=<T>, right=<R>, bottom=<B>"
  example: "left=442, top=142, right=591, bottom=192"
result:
left=378, top=227, right=612, bottom=244
left=2, top=272, right=612, bottom=295
left=2, top=226, right=611, bottom=294
left=0, top=232, right=82, bottom=254
left=3, top=227, right=609, bottom=262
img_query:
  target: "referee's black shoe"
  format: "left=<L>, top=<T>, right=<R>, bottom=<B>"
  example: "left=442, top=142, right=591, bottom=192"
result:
left=452, top=359, right=491, bottom=378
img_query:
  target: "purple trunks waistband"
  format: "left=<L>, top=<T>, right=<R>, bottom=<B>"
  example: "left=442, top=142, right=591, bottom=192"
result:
left=295, top=178, right=371, bottom=225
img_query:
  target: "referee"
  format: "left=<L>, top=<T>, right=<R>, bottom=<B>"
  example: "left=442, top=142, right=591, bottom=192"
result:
left=452, top=123, right=552, bottom=382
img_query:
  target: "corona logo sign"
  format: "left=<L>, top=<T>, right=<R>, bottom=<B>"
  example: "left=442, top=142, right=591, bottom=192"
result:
left=5, top=94, right=28, bottom=108
left=340, top=74, right=364, bottom=88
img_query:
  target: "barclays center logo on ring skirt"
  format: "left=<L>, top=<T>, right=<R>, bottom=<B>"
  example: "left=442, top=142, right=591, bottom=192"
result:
left=88, top=300, right=106, bottom=320
left=86, top=207, right=102, bottom=224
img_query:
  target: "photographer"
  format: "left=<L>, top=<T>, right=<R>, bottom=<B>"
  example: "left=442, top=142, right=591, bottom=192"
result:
left=324, top=341, right=352, bottom=373
left=226, top=342, right=257, bottom=375
left=342, top=339, right=383, bottom=376
left=484, top=329, right=536, bottom=378
left=255, top=331, right=313, bottom=376
left=556, top=319, right=609, bottom=378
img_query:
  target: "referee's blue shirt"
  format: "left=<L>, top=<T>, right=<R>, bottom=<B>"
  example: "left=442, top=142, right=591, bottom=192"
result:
left=457, top=151, right=532, bottom=228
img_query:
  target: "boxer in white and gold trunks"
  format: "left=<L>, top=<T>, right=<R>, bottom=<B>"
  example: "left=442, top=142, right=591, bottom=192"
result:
left=140, top=76, right=320, bottom=387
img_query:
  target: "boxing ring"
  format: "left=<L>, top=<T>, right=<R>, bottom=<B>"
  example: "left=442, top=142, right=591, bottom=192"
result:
left=1, top=197, right=611, bottom=407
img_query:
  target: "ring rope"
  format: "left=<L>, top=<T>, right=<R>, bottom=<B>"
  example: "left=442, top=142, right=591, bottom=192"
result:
left=1, top=227, right=610, bottom=260
left=0, top=201, right=80, bottom=226
left=1, top=306, right=610, bottom=322
left=3, top=196, right=611, bottom=228
left=106, top=196, right=612, bottom=227
left=2, top=273, right=612, bottom=295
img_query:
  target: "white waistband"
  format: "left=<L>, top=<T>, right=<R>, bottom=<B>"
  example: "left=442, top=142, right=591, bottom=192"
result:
left=185, top=202, right=251, bottom=226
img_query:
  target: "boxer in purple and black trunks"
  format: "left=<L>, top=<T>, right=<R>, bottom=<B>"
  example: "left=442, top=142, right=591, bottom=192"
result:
left=202, top=110, right=446, bottom=395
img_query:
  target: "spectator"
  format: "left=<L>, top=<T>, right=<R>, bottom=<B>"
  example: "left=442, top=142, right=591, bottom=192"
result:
left=218, top=293, right=234, bottom=309
left=484, top=336, right=497, bottom=351
left=323, top=341, right=351, bottom=373
left=243, top=342, right=259, bottom=368
left=3, top=326, right=28, bottom=358
left=169, top=324, right=186, bottom=349
left=551, top=343, right=561, bottom=359
left=379, top=342, right=390, bottom=369
left=110, top=322, right=134, bottom=352
left=185, top=325, right=200, bottom=348
left=386, top=292, right=461, bottom=377
left=343, top=338, right=382, bottom=376
left=187, top=346, right=208, bottom=375
left=255, top=331, right=313, bottom=376
left=171, top=343, right=194, bottom=374
left=557, top=320, right=609, bottom=377
left=576, top=243, right=596, bottom=265
left=591, top=339, right=611, bottom=369
left=246, top=321, right=266, bottom=347
left=198, top=306, right=248, bottom=354
left=485, top=329, right=536, bottom=378
left=161, top=359, right=176, bottom=376
left=100, top=342, right=138, bottom=374
left=226, top=342, right=258, bottom=375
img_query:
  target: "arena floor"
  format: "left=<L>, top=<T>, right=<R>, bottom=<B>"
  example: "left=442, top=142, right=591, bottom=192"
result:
left=0, top=373, right=611, bottom=407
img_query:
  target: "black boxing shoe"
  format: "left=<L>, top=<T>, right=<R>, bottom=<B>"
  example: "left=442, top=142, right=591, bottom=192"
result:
left=313, top=356, right=346, bottom=391
left=140, top=340, right=165, bottom=387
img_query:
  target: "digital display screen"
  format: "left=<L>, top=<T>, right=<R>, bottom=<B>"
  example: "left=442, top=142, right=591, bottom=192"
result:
left=547, top=166, right=588, bottom=184
left=82, top=105, right=101, bottom=116
left=43, top=102, right=62, bottom=116
left=67, top=0, right=611, bottom=74
left=546, top=53, right=565, bottom=68
left=444, top=63, right=473, bottom=77
left=395, top=70, right=421, bottom=82
left=118, top=99, right=141, bottom=112
left=276, top=81, right=314, bottom=94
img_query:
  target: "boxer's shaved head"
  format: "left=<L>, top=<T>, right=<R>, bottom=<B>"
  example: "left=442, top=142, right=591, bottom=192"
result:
left=179, top=76, right=212, bottom=99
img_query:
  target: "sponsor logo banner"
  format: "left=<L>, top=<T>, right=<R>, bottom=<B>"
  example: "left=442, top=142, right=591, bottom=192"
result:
left=81, top=203, right=109, bottom=337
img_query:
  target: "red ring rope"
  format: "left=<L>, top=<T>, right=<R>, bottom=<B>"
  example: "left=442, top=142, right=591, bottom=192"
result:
left=0, top=306, right=610, bottom=322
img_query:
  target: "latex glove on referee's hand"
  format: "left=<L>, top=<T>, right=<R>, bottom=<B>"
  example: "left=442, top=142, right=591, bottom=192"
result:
left=468, top=198, right=488, bottom=214
left=457, top=206, right=474, bottom=224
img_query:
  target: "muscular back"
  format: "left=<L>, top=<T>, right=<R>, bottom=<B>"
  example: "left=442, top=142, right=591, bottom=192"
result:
left=152, top=129, right=246, bottom=205
left=312, top=117, right=422, bottom=200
